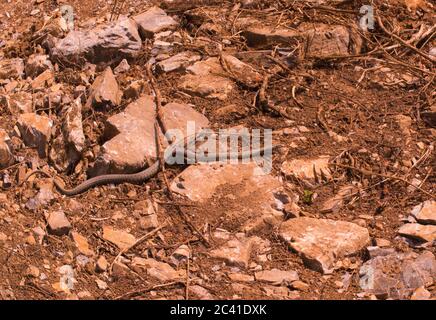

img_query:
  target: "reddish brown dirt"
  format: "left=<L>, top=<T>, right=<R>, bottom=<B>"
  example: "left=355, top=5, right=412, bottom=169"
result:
left=0, top=0, right=434, bottom=300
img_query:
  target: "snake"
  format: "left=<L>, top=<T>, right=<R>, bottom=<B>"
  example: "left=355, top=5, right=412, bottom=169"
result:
left=21, top=132, right=274, bottom=196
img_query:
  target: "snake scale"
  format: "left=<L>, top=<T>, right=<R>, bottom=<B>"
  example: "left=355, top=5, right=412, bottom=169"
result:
left=22, top=132, right=274, bottom=196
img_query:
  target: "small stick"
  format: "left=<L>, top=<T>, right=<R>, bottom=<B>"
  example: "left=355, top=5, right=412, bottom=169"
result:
left=110, top=223, right=168, bottom=274
left=146, top=64, right=211, bottom=248
left=333, top=163, right=435, bottom=199
left=115, top=281, right=185, bottom=300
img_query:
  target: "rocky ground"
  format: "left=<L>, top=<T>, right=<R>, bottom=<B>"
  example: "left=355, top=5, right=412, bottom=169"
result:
left=0, top=0, right=435, bottom=300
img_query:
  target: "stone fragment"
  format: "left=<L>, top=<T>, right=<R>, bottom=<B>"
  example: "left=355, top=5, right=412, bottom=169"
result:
left=85, top=67, right=121, bottom=109
left=155, top=52, right=201, bottom=73
left=398, top=223, right=436, bottom=242
left=221, top=54, right=262, bottom=88
left=31, top=69, right=54, bottom=90
left=26, top=266, right=40, bottom=278
left=375, top=238, right=391, bottom=247
left=254, top=269, right=299, bottom=285
left=171, top=162, right=291, bottom=232
left=133, top=7, right=178, bottom=39
left=262, top=285, right=299, bottom=299
left=123, top=80, right=146, bottom=100
left=242, top=26, right=300, bottom=48
left=242, top=22, right=360, bottom=57
left=281, top=155, right=331, bottom=185
left=131, top=257, right=185, bottom=281
left=25, top=54, right=53, bottom=78
left=304, top=24, right=353, bottom=57
left=95, top=279, right=108, bottom=290
left=410, top=287, right=431, bottom=300
left=134, top=199, right=159, bottom=231
left=171, top=163, right=277, bottom=202
left=112, top=260, right=130, bottom=278
left=209, top=236, right=260, bottom=268
left=0, top=58, right=24, bottom=79
left=172, top=245, right=190, bottom=262
left=228, top=273, right=255, bottom=282
left=179, top=74, right=234, bottom=100
left=113, top=59, right=130, bottom=75
left=291, top=280, right=310, bottom=291
left=186, top=57, right=223, bottom=75
left=189, top=285, right=215, bottom=299
left=279, top=217, right=370, bottom=274
left=25, top=179, right=55, bottom=210
left=102, top=226, right=136, bottom=250
left=359, top=251, right=436, bottom=299
left=160, top=102, right=209, bottom=135
left=320, top=185, right=356, bottom=213
left=367, top=246, right=396, bottom=259
left=16, top=113, right=53, bottom=157
left=0, top=92, right=33, bottom=114
left=179, top=57, right=236, bottom=100
left=96, top=256, right=108, bottom=273
left=89, top=95, right=157, bottom=176
left=32, top=226, right=46, bottom=244
left=47, top=211, right=72, bottom=236
left=0, top=129, right=13, bottom=169
left=71, top=232, right=94, bottom=256
left=63, top=98, right=85, bottom=162
left=410, top=200, right=436, bottom=225
left=51, top=17, right=142, bottom=64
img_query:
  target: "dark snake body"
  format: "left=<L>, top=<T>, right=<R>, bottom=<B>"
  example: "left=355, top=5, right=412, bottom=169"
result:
left=24, top=133, right=273, bottom=196
left=30, top=161, right=161, bottom=196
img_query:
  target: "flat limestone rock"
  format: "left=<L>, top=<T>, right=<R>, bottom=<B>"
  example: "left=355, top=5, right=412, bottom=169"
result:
left=359, top=251, right=436, bottom=299
left=90, top=97, right=209, bottom=176
left=131, top=257, right=185, bottom=281
left=51, top=17, right=142, bottom=64
left=63, top=98, right=85, bottom=156
left=221, top=54, right=263, bottom=88
left=16, top=113, right=53, bottom=158
left=303, top=23, right=353, bottom=57
left=254, top=269, right=299, bottom=285
left=171, top=162, right=279, bottom=202
left=411, top=200, right=436, bottom=225
left=242, top=26, right=300, bottom=48
left=179, top=57, right=237, bottom=100
left=279, top=217, right=370, bottom=274
left=242, top=21, right=361, bottom=57
left=160, top=102, right=209, bottom=135
left=171, top=162, right=292, bottom=232
left=133, top=6, right=178, bottom=39
left=102, top=226, right=136, bottom=250
left=155, top=51, right=202, bottom=73
left=71, top=232, right=94, bottom=257
left=179, top=74, right=234, bottom=100
left=209, top=236, right=261, bottom=268
left=281, top=155, right=331, bottom=185
left=0, top=92, right=34, bottom=114
left=398, top=223, right=436, bottom=242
